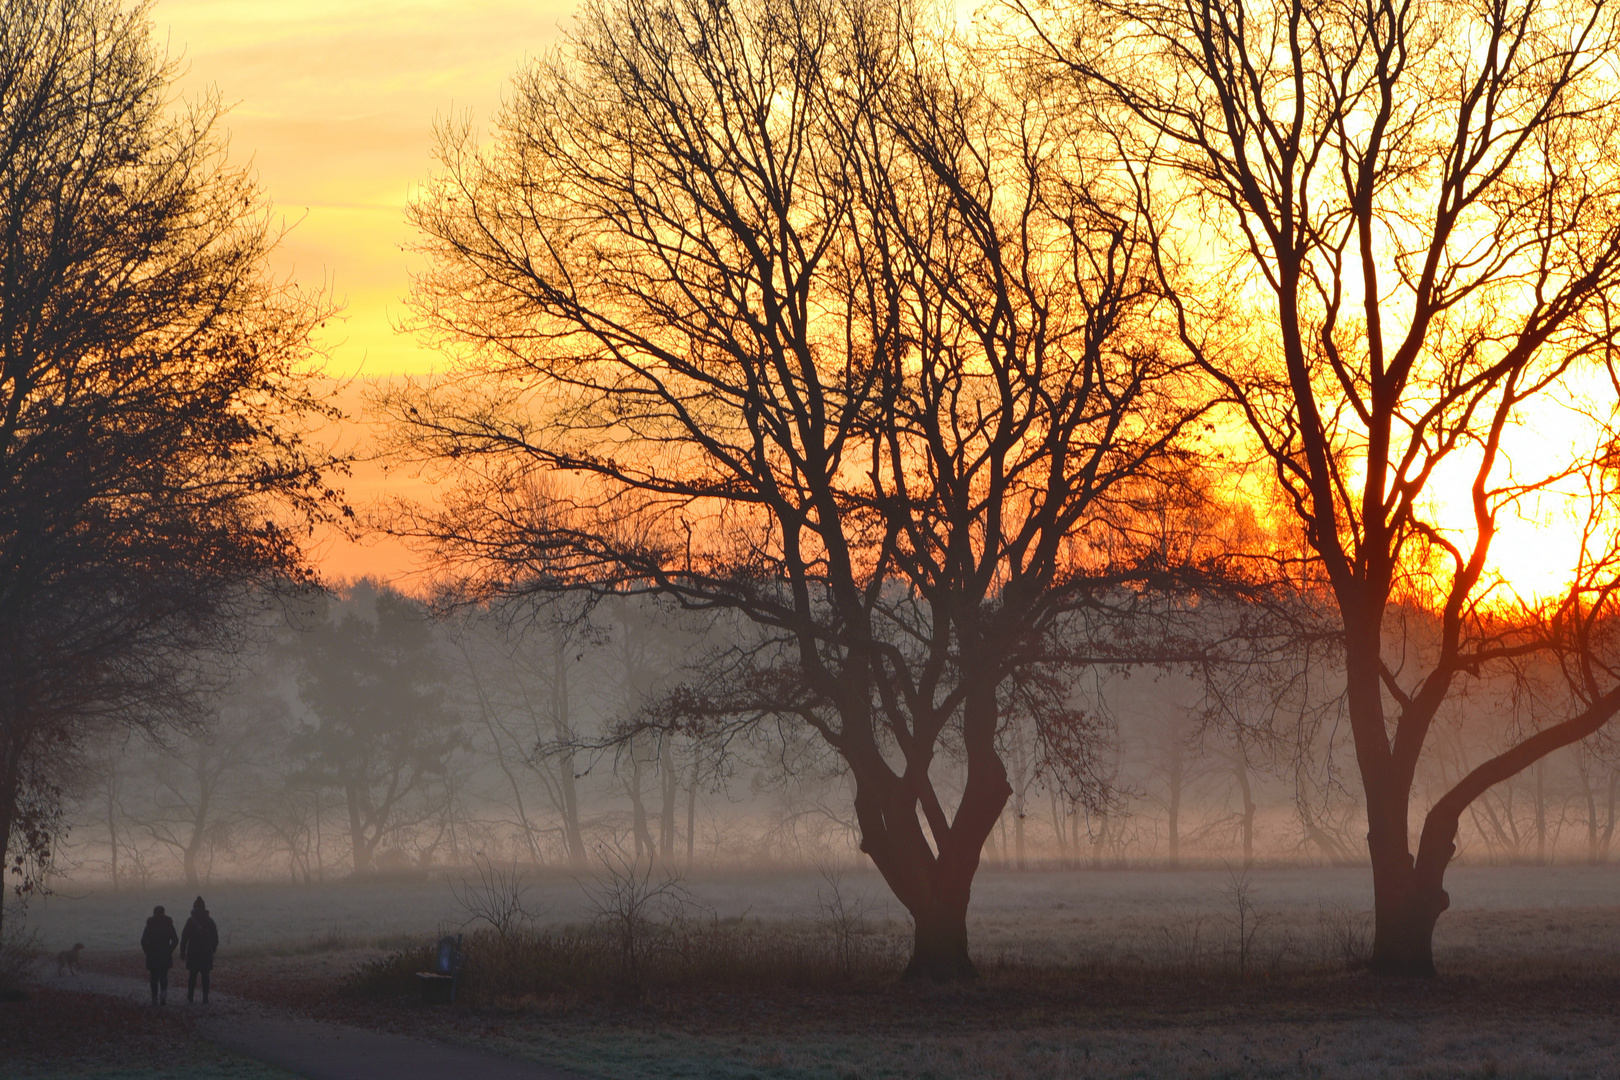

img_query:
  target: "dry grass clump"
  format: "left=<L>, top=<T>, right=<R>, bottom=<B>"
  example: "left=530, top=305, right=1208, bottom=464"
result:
left=349, top=918, right=906, bottom=1004
left=232, top=928, right=425, bottom=959
left=346, top=866, right=1376, bottom=1005
left=351, top=852, right=905, bottom=1003
left=0, top=922, right=41, bottom=993
left=968, top=898, right=1376, bottom=986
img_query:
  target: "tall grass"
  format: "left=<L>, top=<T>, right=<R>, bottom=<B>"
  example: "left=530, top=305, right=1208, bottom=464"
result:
left=347, top=900, right=1380, bottom=1005
left=0, top=923, right=41, bottom=991
left=349, top=917, right=907, bottom=1004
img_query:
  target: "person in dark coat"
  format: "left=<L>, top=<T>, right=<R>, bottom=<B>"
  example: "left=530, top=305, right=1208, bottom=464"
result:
left=140, top=905, right=178, bottom=1004
left=179, top=895, right=219, bottom=1004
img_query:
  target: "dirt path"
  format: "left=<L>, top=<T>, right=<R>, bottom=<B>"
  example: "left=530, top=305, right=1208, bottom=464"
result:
left=62, top=972, right=587, bottom=1080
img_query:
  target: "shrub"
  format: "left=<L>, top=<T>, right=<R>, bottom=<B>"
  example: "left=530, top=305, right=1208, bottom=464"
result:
left=0, top=924, right=41, bottom=992
left=348, top=918, right=906, bottom=1005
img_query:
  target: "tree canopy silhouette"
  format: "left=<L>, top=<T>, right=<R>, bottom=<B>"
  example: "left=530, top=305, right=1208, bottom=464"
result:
left=0, top=0, right=343, bottom=930
left=1021, top=0, right=1620, bottom=975
left=283, top=584, right=462, bottom=877
left=395, top=0, right=1220, bottom=977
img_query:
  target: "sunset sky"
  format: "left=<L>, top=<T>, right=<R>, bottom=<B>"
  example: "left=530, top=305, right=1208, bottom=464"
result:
left=147, top=0, right=1607, bottom=600
left=153, top=0, right=577, bottom=584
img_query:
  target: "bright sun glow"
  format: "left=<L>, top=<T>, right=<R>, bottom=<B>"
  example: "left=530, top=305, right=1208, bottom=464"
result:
left=1420, top=382, right=1617, bottom=604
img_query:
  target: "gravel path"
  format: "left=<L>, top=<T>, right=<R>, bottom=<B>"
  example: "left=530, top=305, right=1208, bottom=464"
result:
left=63, top=972, right=587, bottom=1080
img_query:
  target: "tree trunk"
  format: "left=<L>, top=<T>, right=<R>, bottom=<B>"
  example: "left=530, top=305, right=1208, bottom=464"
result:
left=0, top=699, right=32, bottom=942
left=1534, top=759, right=1547, bottom=866
left=1604, top=773, right=1619, bottom=862
left=559, top=751, right=586, bottom=868
left=1367, top=850, right=1448, bottom=976
left=1581, top=758, right=1600, bottom=862
left=1369, top=885, right=1446, bottom=975
left=1050, top=791, right=1068, bottom=868
left=183, top=834, right=201, bottom=888
left=1166, top=743, right=1183, bottom=868
left=868, top=791, right=988, bottom=982
left=551, top=642, right=586, bottom=868
left=905, top=893, right=973, bottom=980
left=182, top=760, right=211, bottom=888
left=1235, top=757, right=1256, bottom=868
left=1364, top=778, right=1436, bottom=976
left=1364, top=732, right=1459, bottom=978
left=659, top=738, right=677, bottom=863
left=851, top=676, right=1010, bottom=981
left=628, top=739, right=652, bottom=860
left=344, top=775, right=370, bottom=877
left=313, top=790, right=325, bottom=882
left=685, top=757, right=699, bottom=872
left=0, top=785, right=13, bottom=943
left=1346, top=617, right=1446, bottom=977
left=105, top=780, right=120, bottom=893
left=1013, top=797, right=1027, bottom=871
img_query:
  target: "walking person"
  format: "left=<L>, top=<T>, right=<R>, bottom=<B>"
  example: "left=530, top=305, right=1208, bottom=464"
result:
left=140, top=905, right=178, bottom=1005
left=180, top=896, right=219, bottom=1004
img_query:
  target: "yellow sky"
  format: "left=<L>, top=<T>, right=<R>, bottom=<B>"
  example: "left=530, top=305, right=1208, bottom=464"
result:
left=153, top=0, right=576, bottom=584
left=156, top=0, right=575, bottom=378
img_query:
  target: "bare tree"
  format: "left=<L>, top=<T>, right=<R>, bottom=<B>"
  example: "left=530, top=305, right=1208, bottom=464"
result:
left=598, top=599, right=693, bottom=864
left=78, top=734, right=136, bottom=891
left=1026, top=0, right=1620, bottom=973
left=0, top=0, right=340, bottom=930
left=125, top=690, right=279, bottom=887
left=393, top=0, right=1209, bottom=977
left=283, top=585, right=462, bottom=876
left=447, top=600, right=600, bottom=867
left=245, top=767, right=332, bottom=884
left=1573, top=737, right=1620, bottom=863
left=1214, top=732, right=1261, bottom=869
left=1135, top=696, right=1208, bottom=867
left=998, top=708, right=1038, bottom=870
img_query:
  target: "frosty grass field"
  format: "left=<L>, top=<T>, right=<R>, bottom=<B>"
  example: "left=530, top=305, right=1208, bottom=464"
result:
left=22, top=862, right=1620, bottom=967
left=17, top=865, right=1620, bottom=1080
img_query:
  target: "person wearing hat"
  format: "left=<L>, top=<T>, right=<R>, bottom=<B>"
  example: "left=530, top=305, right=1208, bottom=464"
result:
left=179, top=896, right=219, bottom=1004
left=139, top=905, right=178, bottom=1005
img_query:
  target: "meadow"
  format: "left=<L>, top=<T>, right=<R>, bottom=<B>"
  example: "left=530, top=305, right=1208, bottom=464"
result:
left=17, top=864, right=1620, bottom=1079
left=22, top=862, right=1620, bottom=963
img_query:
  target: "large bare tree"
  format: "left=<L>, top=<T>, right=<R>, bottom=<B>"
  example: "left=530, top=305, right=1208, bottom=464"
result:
left=0, top=0, right=341, bottom=931
left=395, top=0, right=1210, bottom=976
left=1023, top=0, right=1620, bottom=974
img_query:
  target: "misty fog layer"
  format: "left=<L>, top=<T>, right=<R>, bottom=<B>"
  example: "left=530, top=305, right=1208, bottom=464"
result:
left=47, top=582, right=1620, bottom=893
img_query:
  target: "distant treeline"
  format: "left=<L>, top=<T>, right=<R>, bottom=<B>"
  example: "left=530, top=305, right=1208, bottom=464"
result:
left=51, top=581, right=1620, bottom=889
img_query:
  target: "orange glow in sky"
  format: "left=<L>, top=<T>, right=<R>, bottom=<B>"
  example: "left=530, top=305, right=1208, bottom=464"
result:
left=152, top=2, right=1613, bottom=604
left=154, top=0, right=575, bottom=586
